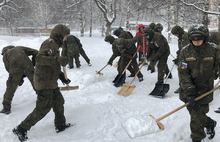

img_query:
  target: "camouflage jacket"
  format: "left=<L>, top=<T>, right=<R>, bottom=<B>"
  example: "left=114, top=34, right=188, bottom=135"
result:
left=63, top=35, right=80, bottom=56
left=178, top=42, right=220, bottom=104
left=108, top=37, right=139, bottom=64
left=3, top=46, right=38, bottom=74
left=151, top=32, right=170, bottom=61
left=178, top=32, right=189, bottom=50
left=34, top=38, right=68, bottom=90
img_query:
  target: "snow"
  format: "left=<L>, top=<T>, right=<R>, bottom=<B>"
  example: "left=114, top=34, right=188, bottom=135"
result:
left=0, top=32, right=220, bottom=142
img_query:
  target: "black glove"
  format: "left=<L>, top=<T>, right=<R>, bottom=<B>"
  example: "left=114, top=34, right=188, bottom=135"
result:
left=19, top=74, right=26, bottom=86
left=107, top=61, right=112, bottom=66
left=187, top=97, right=196, bottom=107
left=59, top=72, right=71, bottom=85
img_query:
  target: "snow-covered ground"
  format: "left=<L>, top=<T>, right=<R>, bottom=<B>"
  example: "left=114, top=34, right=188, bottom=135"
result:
left=0, top=32, right=220, bottom=142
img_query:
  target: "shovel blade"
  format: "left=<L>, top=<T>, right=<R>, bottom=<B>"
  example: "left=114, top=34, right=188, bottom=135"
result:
left=60, top=85, right=79, bottom=91
left=149, top=83, right=170, bottom=97
left=118, top=84, right=136, bottom=96
left=123, top=115, right=161, bottom=138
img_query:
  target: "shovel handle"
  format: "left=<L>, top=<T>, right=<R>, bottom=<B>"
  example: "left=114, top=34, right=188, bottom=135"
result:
left=96, top=64, right=108, bottom=74
left=156, top=80, right=220, bottom=122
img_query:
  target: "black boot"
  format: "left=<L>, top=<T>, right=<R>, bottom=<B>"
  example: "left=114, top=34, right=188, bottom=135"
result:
left=215, top=108, right=220, bottom=113
left=13, top=126, right=28, bottom=142
left=55, top=123, right=72, bottom=133
left=112, top=74, right=120, bottom=83
left=168, top=73, right=172, bottom=79
left=206, top=119, right=217, bottom=139
left=114, top=74, right=125, bottom=87
left=0, top=105, right=11, bottom=115
left=174, top=88, right=180, bottom=94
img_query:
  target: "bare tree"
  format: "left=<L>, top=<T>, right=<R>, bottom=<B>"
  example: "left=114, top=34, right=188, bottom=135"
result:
left=0, top=0, right=21, bottom=35
left=94, top=0, right=117, bottom=35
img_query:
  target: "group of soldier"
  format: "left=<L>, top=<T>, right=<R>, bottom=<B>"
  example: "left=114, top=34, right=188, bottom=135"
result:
left=0, top=24, right=93, bottom=142
left=0, top=22, right=220, bottom=142
left=105, top=23, right=220, bottom=142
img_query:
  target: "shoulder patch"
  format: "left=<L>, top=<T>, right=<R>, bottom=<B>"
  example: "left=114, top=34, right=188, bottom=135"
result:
left=185, top=57, right=196, bottom=61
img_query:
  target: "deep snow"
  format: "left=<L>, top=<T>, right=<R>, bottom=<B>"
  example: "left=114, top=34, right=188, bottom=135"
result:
left=0, top=32, right=219, bottom=142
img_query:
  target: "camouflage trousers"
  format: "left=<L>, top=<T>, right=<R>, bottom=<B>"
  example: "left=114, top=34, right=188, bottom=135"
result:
left=68, top=54, right=80, bottom=68
left=118, top=54, right=143, bottom=78
left=79, top=47, right=90, bottom=64
left=157, top=55, right=169, bottom=82
left=187, top=104, right=214, bottom=141
left=2, top=72, right=34, bottom=109
left=19, top=88, right=66, bottom=130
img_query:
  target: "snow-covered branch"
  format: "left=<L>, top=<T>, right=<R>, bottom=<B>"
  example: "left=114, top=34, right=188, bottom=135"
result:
left=0, top=0, right=19, bottom=12
left=179, top=0, right=220, bottom=15
left=67, top=0, right=87, bottom=9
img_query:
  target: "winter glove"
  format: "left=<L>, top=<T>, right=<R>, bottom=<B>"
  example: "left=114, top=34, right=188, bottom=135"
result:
left=59, top=72, right=71, bottom=85
left=19, top=75, right=26, bottom=86
left=107, top=61, right=112, bottom=66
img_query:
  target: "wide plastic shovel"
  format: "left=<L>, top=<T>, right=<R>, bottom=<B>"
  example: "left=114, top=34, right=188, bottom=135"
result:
left=149, top=63, right=175, bottom=97
left=96, top=64, right=108, bottom=76
left=123, top=80, right=220, bottom=138
left=60, top=67, right=79, bottom=91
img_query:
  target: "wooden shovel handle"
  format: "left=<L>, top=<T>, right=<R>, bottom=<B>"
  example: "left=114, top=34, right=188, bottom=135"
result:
left=156, top=80, right=220, bottom=122
left=97, top=64, right=108, bottom=74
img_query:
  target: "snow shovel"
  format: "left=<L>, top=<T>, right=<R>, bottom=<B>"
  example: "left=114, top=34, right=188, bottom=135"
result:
left=60, top=67, right=79, bottom=91
left=96, top=64, right=108, bottom=76
left=118, top=61, right=145, bottom=96
left=123, top=80, right=220, bottom=138
left=149, top=63, right=175, bottom=98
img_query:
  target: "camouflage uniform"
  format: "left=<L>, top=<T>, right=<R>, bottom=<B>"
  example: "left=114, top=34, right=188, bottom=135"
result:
left=171, top=25, right=189, bottom=65
left=145, top=28, right=170, bottom=83
left=64, top=35, right=81, bottom=68
left=105, top=35, right=143, bottom=87
left=178, top=25, right=219, bottom=142
left=0, top=46, right=38, bottom=114
left=14, top=24, right=71, bottom=138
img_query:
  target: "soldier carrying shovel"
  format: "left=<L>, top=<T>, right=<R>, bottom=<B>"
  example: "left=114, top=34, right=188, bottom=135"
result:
left=105, top=35, right=143, bottom=87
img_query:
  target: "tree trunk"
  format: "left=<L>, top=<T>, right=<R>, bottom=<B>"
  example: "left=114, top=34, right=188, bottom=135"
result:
left=202, top=0, right=209, bottom=26
left=105, top=22, right=111, bottom=36
left=80, top=12, right=84, bottom=37
left=89, top=0, right=93, bottom=37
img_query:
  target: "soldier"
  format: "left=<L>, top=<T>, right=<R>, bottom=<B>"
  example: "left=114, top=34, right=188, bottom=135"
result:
left=178, top=25, right=219, bottom=142
left=105, top=35, right=143, bottom=87
left=135, top=24, right=148, bottom=65
left=171, top=25, right=190, bottom=93
left=113, top=27, right=133, bottom=39
left=63, top=35, right=91, bottom=69
left=12, top=24, right=72, bottom=142
left=144, top=28, right=170, bottom=85
left=0, top=46, right=38, bottom=115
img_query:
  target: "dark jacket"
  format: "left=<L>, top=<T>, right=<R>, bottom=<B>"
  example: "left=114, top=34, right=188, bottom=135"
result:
left=3, top=46, right=38, bottom=74
left=178, top=42, right=220, bottom=104
left=151, top=32, right=170, bottom=61
left=34, top=38, right=68, bottom=90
